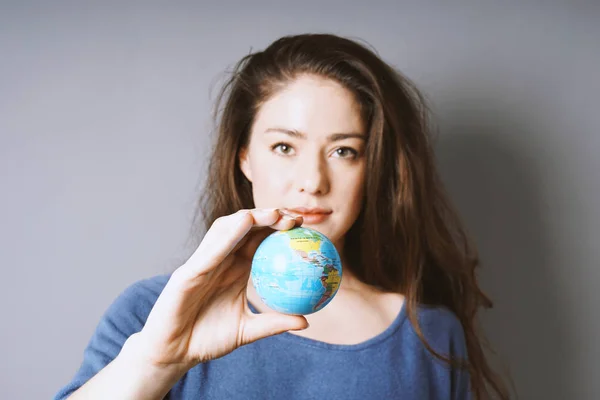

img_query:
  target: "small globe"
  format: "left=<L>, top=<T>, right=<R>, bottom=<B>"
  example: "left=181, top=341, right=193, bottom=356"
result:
left=250, top=227, right=342, bottom=315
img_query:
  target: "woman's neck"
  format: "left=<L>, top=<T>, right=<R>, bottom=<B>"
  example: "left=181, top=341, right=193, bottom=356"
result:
left=245, top=266, right=404, bottom=345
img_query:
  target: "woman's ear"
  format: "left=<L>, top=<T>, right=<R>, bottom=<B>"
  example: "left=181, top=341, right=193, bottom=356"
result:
left=239, top=147, right=253, bottom=183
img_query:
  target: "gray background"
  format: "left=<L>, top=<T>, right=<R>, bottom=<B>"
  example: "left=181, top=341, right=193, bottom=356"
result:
left=1, top=1, right=598, bottom=399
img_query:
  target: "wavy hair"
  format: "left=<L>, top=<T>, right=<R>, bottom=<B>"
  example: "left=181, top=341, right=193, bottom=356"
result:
left=194, top=33, right=510, bottom=399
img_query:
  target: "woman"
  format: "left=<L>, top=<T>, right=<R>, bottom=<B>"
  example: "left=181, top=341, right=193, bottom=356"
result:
left=55, top=33, right=509, bottom=399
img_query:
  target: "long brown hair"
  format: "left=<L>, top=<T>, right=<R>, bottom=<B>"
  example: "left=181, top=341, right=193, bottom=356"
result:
left=195, top=33, right=510, bottom=399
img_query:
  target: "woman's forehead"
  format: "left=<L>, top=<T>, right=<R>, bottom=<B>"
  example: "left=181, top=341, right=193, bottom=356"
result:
left=252, top=75, right=365, bottom=138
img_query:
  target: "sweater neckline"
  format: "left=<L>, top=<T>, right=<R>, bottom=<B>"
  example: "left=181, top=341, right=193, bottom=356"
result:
left=247, top=299, right=407, bottom=352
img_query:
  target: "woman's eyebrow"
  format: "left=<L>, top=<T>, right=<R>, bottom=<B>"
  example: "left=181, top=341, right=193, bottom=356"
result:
left=264, top=128, right=366, bottom=142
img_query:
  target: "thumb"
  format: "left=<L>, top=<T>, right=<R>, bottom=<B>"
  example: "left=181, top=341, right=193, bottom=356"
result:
left=242, top=312, right=309, bottom=345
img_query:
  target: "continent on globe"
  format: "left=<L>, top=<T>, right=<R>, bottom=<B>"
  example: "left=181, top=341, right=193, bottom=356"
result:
left=315, top=263, right=341, bottom=310
left=250, top=227, right=343, bottom=315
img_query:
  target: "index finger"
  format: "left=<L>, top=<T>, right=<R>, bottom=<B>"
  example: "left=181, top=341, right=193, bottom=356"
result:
left=185, top=209, right=298, bottom=275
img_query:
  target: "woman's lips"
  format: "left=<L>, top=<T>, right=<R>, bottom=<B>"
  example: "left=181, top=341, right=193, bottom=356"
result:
left=284, top=208, right=332, bottom=224
left=296, top=213, right=330, bottom=224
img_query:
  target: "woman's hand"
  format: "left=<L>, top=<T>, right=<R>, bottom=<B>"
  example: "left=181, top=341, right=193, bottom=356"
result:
left=130, top=209, right=308, bottom=373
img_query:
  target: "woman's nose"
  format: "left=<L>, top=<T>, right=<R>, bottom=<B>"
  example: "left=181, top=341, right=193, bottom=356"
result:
left=295, top=154, right=330, bottom=195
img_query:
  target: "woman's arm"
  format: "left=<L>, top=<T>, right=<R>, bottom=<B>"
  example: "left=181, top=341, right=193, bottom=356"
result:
left=66, top=333, right=186, bottom=400
left=57, top=209, right=307, bottom=400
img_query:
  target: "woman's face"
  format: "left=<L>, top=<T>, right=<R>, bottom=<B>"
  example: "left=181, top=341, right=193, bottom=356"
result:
left=239, top=75, right=367, bottom=248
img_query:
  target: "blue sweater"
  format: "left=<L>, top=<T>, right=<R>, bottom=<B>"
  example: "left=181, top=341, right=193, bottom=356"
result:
left=54, top=275, right=471, bottom=399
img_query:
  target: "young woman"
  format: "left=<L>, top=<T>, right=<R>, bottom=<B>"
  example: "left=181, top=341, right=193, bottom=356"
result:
left=55, top=33, right=509, bottom=399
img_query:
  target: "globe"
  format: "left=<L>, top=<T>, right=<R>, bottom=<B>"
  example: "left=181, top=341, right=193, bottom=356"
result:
left=250, top=227, right=343, bottom=315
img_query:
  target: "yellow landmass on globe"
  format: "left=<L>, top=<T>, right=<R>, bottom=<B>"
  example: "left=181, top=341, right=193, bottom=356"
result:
left=289, top=238, right=322, bottom=254
left=325, top=269, right=341, bottom=289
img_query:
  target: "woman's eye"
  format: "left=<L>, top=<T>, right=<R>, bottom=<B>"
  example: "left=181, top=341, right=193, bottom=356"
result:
left=334, top=147, right=358, bottom=159
left=271, top=143, right=357, bottom=158
left=272, top=143, right=294, bottom=155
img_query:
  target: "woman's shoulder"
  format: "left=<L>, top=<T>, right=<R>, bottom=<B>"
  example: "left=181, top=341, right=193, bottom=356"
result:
left=414, top=304, right=464, bottom=332
left=400, top=303, right=467, bottom=356
left=52, top=274, right=172, bottom=400
left=117, top=273, right=171, bottom=302
left=104, top=274, right=171, bottom=322
left=82, top=274, right=172, bottom=361
left=88, top=274, right=172, bottom=342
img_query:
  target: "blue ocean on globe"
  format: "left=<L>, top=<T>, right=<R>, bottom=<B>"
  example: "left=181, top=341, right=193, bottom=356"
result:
left=250, top=227, right=342, bottom=315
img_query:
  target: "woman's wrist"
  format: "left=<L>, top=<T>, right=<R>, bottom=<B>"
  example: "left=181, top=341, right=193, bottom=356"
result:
left=118, top=333, right=190, bottom=391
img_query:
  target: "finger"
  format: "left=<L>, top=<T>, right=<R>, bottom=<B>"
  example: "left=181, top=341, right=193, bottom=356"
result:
left=184, top=209, right=297, bottom=277
left=248, top=210, right=303, bottom=232
left=237, top=212, right=304, bottom=259
left=269, top=210, right=303, bottom=231
left=241, top=312, right=309, bottom=345
left=236, top=229, right=273, bottom=260
left=234, top=211, right=302, bottom=255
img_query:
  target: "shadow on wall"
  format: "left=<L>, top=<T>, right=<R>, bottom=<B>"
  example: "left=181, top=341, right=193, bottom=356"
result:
left=434, top=101, right=571, bottom=400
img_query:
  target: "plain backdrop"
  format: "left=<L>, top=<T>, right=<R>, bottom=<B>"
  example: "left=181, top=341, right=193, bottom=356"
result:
left=1, top=1, right=599, bottom=399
